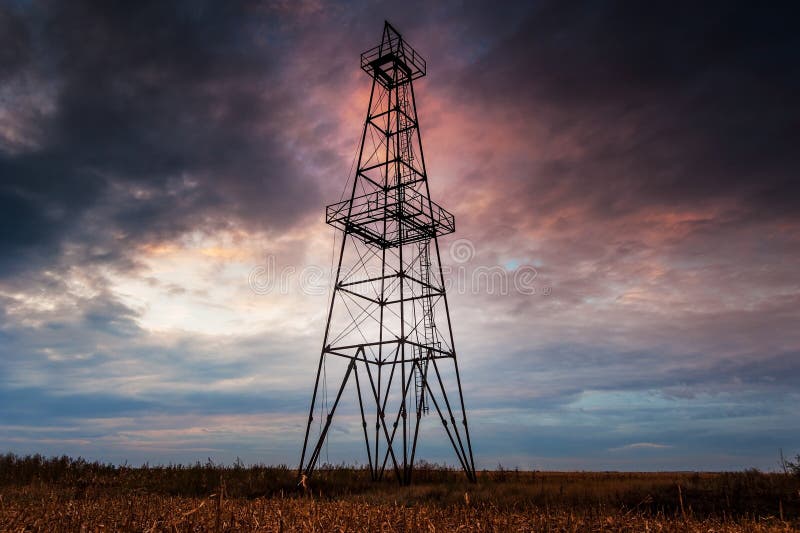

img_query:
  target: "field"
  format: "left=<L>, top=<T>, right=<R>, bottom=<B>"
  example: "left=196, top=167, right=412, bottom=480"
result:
left=2, top=454, right=799, bottom=531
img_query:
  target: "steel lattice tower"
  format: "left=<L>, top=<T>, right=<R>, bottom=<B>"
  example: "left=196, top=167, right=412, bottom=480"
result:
left=299, top=21, right=476, bottom=485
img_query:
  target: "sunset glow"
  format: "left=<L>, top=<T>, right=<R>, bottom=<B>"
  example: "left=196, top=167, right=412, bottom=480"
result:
left=1, top=1, right=798, bottom=471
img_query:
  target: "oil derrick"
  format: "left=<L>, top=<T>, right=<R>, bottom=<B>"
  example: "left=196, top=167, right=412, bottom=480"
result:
left=298, top=21, right=476, bottom=485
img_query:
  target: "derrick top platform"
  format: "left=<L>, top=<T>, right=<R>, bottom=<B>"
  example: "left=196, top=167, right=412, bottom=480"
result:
left=360, top=21, right=426, bottom=88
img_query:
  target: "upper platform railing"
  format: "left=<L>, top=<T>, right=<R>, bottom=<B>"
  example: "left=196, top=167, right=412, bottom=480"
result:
left=360, top=23, right=426, bottom=88
left=326, top=187, right=454, bottom=248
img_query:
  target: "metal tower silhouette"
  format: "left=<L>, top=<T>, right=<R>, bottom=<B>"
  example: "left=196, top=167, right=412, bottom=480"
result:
left=299, top=21, right=476, bottom=484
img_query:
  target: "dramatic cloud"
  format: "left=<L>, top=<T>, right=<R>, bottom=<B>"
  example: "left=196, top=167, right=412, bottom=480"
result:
left=1, top=0, right=798, bottom=470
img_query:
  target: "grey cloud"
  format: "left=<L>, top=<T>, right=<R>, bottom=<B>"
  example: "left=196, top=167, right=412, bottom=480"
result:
left=0, top=5, right=30, bottom=79
left=448, top=1, right=800, bottom=224
left=1, top=0, right=798, bottom=469
left=0, top=0, right=329, bottom=278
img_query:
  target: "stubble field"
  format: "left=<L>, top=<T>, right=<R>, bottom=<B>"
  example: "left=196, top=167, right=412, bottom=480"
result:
left=1, top=454, right=799, bottom=531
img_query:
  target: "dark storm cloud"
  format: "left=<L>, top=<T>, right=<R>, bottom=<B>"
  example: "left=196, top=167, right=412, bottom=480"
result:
left=2, top=0, right=798, bottom=469
left=451, top=1, right=800, bottom=222
left=0, top=0, right=327, bottom=278
left=430, top=0, right=800, bottom=406
left=0, top=5, right=31, bottom=78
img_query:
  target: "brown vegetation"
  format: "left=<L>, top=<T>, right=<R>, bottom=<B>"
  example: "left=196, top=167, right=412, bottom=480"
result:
left=1, top=454, right=799, bottom=531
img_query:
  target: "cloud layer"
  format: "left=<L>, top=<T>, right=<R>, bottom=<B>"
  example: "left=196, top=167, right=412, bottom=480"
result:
left=1, top=0, right=798, bottom=470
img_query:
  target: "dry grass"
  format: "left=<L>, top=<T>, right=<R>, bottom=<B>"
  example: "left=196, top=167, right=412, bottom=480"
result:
left=2, top=486, right=797, bottom=532
left=1, top=454, right=799, bottom=531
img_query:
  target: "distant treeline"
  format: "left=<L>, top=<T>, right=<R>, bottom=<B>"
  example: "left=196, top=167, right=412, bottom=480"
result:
left=1, top=453, right=799, bottom=519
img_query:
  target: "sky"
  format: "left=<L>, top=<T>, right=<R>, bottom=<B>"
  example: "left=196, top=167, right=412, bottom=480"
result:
left=1, top=0, right=799, bottom=471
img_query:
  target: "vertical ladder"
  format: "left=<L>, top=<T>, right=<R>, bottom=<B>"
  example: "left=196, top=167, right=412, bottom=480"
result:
left=414, top=239, right=434, bottom=415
